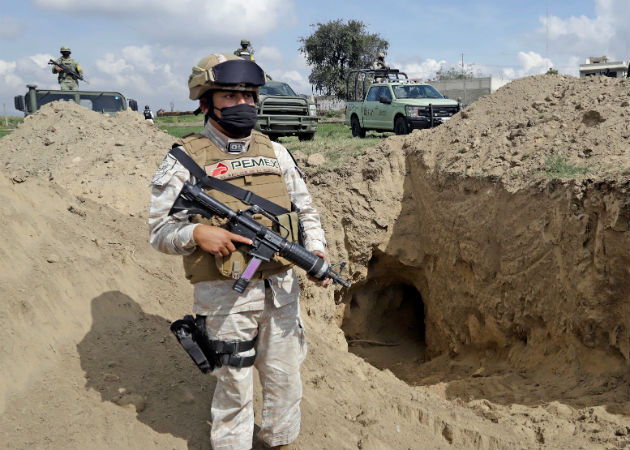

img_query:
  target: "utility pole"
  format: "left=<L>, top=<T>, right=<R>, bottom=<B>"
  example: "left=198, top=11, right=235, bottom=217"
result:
left=546, top=5, right=549, bottom=61
left=461, top=53, right=467, bottom=105
left=3, top=104, right=7, bottom=127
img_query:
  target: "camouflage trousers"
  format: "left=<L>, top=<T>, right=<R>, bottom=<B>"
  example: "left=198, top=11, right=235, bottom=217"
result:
left=204, top=288, right=307, bottom=450
left=59, top=78, right=79, bottom=90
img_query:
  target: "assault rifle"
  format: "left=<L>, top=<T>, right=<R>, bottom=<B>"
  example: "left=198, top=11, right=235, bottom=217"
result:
left=169, top=182, right=351, bottom=293
left=48, top=59, right=86, bottom=82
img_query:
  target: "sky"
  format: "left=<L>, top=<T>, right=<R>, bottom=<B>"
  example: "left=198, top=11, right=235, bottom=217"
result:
left=1, top=0, right=629, bottom=115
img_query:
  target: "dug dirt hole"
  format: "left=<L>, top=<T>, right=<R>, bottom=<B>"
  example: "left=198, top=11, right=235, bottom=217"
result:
left=341, top=272, right=427, bottom=384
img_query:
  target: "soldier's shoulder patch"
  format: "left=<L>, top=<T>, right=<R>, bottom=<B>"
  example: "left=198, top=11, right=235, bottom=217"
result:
left=150, top=154, right=177, bottom=186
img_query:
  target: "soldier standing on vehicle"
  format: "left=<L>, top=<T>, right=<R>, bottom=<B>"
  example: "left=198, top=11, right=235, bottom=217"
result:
left=372, top=52, right=389, bottom=82
left=51, top=46, right=83, bottom=90
left=234, top=39, right=254, bottom=60
left=149, top=52, right=329, bottom=450
left=372, top=51, right=389, bottom=70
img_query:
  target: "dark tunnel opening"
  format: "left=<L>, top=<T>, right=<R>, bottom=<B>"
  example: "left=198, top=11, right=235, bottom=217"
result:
left=341, top=276, right=427, bottom=384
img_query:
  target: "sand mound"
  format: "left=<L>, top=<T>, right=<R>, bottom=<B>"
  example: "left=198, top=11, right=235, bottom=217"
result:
left=2, top=101, right=174, bottom=215
left=413, top=74, right=630, bottom=191
left=1, top=79, right=629, bottom=450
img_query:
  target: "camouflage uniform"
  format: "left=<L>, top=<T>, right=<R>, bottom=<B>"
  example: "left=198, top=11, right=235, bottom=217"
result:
left=149, top=121, right=326, bottom=450
left=52, top=56, right=82, bottom=90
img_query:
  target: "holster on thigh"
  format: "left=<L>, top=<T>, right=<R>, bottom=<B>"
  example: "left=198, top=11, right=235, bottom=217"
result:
left=170, top=315, right=257, bottom=373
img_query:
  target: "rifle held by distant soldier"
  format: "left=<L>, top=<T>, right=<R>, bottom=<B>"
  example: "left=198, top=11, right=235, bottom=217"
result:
left=48, top=59, right=86, bottom=82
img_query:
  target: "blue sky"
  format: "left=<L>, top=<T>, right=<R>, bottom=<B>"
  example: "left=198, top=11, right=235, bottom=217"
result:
left=1, top=0, right=628, bottom=115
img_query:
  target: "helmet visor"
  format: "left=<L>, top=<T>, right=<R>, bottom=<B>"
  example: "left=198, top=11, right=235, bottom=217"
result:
left=212, top=60, right=265, bottom=87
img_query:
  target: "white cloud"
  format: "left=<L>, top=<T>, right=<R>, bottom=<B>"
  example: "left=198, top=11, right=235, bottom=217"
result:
left=0, top=60, right=17, bottom=76
left=121, top=46, right=157, bottom=73
left=33, top=0, right=297, bottom=43
left=397, top=59, right=445, bottom=81
left=538, top=0, right=629, bottom=61
left=256, top=46, right=284, bottom=66
left=30, top=53, right=56, bottom=68
left=0, top=60, right=24, bottom=90
left=501, top=51, right=553, bottom=79
left=0, top=16, right=25, bottom=39
left=518, top=51, right=553, bottom=73
left=95, top=53, right=134, bottom=76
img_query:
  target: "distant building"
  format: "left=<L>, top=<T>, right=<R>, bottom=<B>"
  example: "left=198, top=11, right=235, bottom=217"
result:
left=427, top=77, right=510, bottom=107
left=315, top=96, right=345, bottom=111
left=579, top=56, right=629, bottom=78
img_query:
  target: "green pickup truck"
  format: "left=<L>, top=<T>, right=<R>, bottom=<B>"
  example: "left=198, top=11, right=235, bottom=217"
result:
left=14, top=84, right=138, bottom=116
left=345, top=69, right=460, bottom=137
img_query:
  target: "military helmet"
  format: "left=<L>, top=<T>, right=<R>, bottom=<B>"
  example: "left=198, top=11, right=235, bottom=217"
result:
left=60, top=46, right=71, bottom=53
left=240, top=39, right=250, bottom=47
left=188, top=53, right=266, bottom=101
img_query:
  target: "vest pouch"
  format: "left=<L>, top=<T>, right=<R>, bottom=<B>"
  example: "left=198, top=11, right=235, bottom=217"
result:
left=215, top=248, right=249, bottom=279
left=274, top=211, right=300, bottom=243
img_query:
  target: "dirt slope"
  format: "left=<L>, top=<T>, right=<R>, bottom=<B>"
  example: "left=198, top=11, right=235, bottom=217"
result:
left=0, top=74, right=628, bottom=450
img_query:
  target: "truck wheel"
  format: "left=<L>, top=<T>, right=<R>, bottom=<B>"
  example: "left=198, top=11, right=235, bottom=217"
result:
left=351, top=116, right=366, bottom=138
left=298, top=133, right=315, bottom=141
left=394, top=116, right=409, bottom=135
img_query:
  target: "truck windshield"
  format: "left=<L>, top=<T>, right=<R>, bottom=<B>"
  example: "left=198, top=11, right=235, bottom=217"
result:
left=260, top=81, right=297, bottom=96
left=393, top=85, right=443, bottom=99
left=35, top=92, right=126, bottom=113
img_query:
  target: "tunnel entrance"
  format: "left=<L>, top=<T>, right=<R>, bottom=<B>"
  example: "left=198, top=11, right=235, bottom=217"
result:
left=341, top=264, right=427, bottom=384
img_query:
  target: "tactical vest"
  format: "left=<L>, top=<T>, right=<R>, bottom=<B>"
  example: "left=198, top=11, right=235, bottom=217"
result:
left=54, top=57, right=80, bottom=81
left=177, top=130, right=294, bottom=284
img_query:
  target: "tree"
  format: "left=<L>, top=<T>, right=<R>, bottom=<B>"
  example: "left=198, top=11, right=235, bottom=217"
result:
left=545, top=67, right=558, bottom=75
left=299, top=19, right=388, bottom=99
left=434, top=65, right=475, bottom=80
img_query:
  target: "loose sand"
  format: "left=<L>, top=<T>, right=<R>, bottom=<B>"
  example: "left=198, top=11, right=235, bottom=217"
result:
left=0, top=74, right=628, bottom=449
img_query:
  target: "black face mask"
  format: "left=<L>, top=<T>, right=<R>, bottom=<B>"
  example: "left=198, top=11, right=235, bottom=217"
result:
left=209, top=103, right=257, bottom=136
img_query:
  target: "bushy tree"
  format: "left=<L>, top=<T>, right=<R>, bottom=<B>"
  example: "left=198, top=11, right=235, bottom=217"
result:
left=299, top=19, right=388, bottom=98
left=435, top=65, right=475, bottom=80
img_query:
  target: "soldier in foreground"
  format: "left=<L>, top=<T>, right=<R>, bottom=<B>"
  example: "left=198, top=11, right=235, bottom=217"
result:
left=149, top=53, right=329, bottom=450
left=51, top=46, right=83, bottom=90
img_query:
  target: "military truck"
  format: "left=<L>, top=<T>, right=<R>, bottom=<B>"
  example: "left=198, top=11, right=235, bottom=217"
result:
left=256, top=80, right=318, bottom=141
left=345, top=68, right=460, bottom=137
left=14, top=84, right=138, bottom=117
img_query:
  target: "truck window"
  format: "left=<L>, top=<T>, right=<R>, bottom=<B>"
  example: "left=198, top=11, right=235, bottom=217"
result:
left=366, top=86, right=381, bottom=101
left=393, top=85, right=443, bottom=99
left=260, top=81, right=297, bottom=96
left=381, top=86, right=392, bottom=102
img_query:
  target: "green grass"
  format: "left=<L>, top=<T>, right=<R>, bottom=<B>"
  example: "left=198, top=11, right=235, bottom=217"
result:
left=544, top=151, right=591, bottom=178
left=154, top=114, right=202, bottom=124
left=157, top=120, right=389, bottom=170
left=155, top=114, right=204, bottom=137
left=0, top=116, right=23, bottom=137
left=5, top=116, right=23, bottom=128
left=158, top=125, right=205, bottom=138
left=278, top=123, right=390, bottom=170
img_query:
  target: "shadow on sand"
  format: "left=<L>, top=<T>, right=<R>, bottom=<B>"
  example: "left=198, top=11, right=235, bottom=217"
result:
left=78, top=291, right=267, bottom=449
